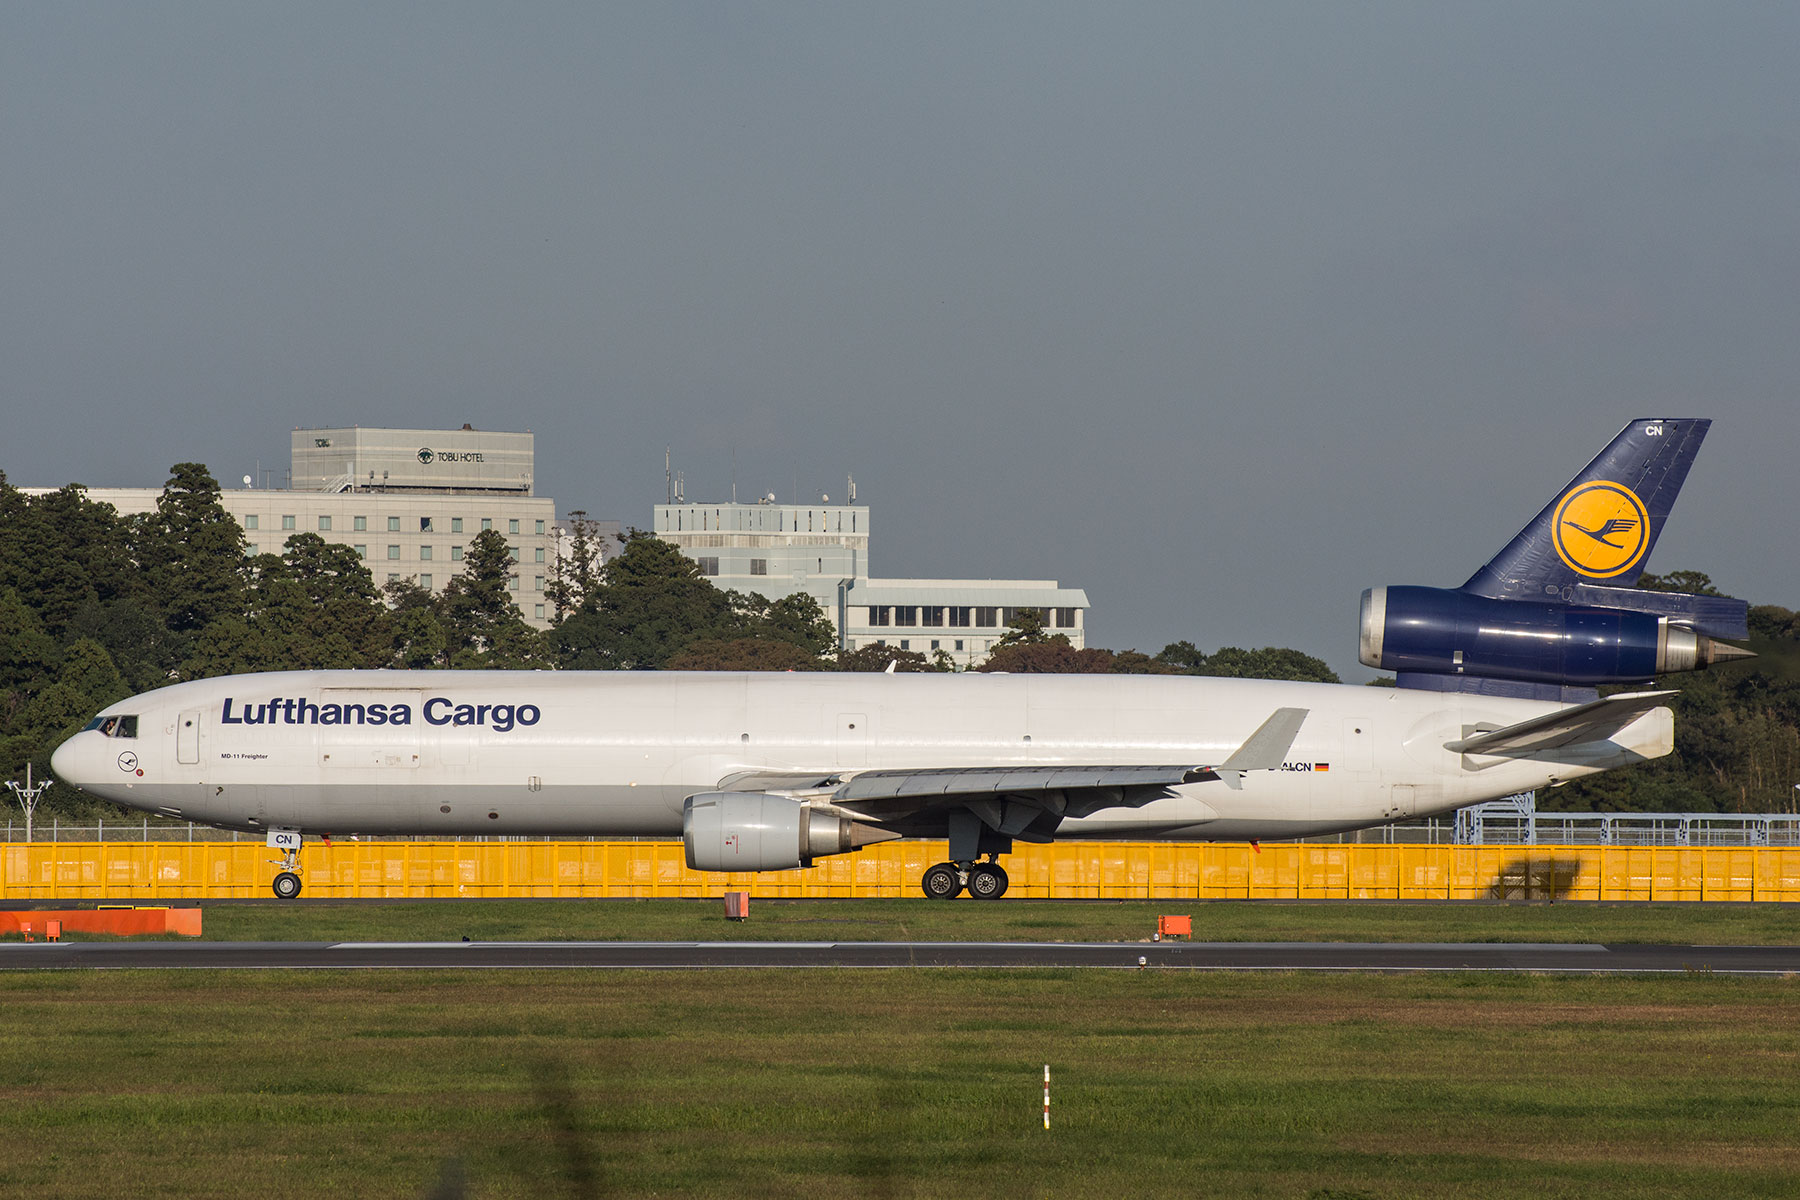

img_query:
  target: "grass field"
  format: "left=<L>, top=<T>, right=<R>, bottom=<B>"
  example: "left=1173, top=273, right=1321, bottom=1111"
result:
left=158, top=896, right=1800, bottom=946
left=4, top=969, right=1800, bottom=1198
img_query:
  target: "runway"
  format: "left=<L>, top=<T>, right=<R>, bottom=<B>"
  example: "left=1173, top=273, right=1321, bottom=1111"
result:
left=4, top=939, right=1799, bottom=973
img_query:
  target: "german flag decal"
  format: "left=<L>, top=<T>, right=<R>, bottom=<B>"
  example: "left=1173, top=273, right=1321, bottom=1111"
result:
left=1315, top=763, right=1330, bottom=772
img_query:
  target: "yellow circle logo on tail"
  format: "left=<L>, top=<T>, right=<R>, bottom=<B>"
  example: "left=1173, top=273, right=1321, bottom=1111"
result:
left=1551, top=481, right=1650, bottom=578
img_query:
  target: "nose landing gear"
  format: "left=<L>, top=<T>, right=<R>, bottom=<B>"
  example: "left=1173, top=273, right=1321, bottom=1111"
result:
left=266, top=829, right=304, bottom=900
left=920, top=856, right=1010, bottom=900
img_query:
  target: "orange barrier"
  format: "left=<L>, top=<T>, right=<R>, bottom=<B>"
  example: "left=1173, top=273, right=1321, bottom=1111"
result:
left=0, top=907, right=202, bottom=936
left=4, top=841, right=1800, bottom=901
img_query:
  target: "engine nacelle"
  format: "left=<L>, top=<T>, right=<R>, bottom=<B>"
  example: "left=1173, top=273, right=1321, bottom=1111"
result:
left=683, top=791, right=899, bottom=872
left=1360, top=585, right=1742, bottom=687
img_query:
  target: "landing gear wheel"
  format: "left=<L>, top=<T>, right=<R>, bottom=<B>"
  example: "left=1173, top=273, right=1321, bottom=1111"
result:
left=272, top=871, right=302, bottom=900
left=921, top=862, right=963, bottom=899
left=967, top=863, right=1009, bottom=900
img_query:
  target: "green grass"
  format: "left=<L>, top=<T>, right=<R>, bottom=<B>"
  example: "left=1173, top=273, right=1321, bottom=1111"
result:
left=135, top=897, right=1800, bottom=946
left=3, top=970, right=1799, bottom=1198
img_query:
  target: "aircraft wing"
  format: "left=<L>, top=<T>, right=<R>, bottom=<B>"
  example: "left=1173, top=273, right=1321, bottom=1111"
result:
left=715, top=707, right=1309, bottom=827
left=1444, top=690, right=1677, bottom=758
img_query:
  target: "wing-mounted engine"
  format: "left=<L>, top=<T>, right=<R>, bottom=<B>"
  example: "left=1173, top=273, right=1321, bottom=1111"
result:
left=683, top=792, right=901, bottom=872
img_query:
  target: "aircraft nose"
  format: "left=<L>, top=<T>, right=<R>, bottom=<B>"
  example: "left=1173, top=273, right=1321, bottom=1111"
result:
left=50, top=736, right=83, bottom=785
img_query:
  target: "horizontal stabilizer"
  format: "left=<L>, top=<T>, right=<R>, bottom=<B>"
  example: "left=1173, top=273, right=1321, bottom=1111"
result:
left=1444, top=690, right=1676, bottom=758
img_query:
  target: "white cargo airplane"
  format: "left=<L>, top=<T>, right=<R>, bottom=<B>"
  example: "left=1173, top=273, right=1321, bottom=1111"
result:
left=51, top=420, right=1744, bottom=899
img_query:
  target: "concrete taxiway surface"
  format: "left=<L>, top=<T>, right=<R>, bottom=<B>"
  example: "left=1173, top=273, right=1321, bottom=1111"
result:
left=3, top=940, right=1797, bottom=973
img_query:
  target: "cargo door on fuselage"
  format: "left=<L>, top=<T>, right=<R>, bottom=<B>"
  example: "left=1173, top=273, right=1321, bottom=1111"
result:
left=177, top=709, right=201, bottom=765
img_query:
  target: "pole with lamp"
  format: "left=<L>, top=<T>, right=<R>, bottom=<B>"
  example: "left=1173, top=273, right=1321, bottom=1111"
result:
left=5, top=763, right=52, bottom=843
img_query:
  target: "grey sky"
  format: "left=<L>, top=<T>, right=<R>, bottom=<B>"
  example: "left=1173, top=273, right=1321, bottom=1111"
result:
left=4, top=4, right=1795, bottom=677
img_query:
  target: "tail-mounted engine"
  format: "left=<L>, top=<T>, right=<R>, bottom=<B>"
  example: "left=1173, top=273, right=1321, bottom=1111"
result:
left=1360, top=585, right=1753, bottom=688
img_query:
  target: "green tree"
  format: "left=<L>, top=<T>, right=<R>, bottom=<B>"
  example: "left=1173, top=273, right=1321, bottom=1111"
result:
left=836, top=644, right=940, bottom=672
left=550, top=532, right=734, bottom=670
left=666, top=637, right=824, bottom=672
left=439, top=528, right=541, bottom=667
left=141, top=463, right=249, bottom=638
left=545, top=511, right=611, bottom=624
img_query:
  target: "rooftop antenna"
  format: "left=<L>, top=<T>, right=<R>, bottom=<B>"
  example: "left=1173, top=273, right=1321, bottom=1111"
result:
left=665, top=448, right=672, bottom=504
left=848, top=474, right=856, bottom=503
left=732, top=444, right=737, bottom=504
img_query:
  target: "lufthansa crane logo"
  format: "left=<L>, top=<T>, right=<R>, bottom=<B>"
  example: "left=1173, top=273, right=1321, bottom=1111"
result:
left=417, top=447, right=435, bottom=464
left=1552, top=480, right=1650, bottom=578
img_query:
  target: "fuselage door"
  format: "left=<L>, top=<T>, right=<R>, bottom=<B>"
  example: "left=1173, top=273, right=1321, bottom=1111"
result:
left=177, top=709, right=201, bottom=765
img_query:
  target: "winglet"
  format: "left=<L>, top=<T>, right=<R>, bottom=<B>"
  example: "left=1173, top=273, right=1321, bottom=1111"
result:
left=1215, top=707, right=1309, bottom=790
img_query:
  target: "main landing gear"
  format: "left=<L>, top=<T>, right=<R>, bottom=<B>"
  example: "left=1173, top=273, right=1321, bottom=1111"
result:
left=921, top=856, right=1010, bottom=900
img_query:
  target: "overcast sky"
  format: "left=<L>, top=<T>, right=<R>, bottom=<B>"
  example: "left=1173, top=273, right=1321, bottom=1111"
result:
left=4, top=4, right=1795, bottom=677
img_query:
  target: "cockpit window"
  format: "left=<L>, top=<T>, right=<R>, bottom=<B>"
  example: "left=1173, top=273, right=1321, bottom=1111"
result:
left=86, top=715, right=139, bottom=738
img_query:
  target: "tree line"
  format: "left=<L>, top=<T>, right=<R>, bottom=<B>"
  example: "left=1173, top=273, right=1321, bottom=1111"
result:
left=1, top=466, right=1794, bottom=819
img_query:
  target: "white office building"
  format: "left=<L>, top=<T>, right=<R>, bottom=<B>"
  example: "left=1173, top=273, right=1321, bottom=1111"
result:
left=653, top=497, right=1088, bottom=666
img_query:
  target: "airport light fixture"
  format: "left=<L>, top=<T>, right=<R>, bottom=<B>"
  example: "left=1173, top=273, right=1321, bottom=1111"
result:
left=5, top=762, right=51, bottom=843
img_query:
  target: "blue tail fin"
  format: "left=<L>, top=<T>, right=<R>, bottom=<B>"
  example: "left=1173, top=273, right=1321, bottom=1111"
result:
left=1461, top=419, right=1710, bottom=601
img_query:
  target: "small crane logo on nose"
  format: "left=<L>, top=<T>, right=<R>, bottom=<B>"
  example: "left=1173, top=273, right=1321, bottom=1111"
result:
left=117, top=752, right=138, bottom=772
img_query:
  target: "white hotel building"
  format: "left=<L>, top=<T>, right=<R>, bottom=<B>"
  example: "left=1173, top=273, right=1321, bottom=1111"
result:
left=27, top=426, right=565, bottom=629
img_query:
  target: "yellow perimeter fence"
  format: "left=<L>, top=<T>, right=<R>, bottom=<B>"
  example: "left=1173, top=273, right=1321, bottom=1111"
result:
left=6, top=841, right=1800, bottom=902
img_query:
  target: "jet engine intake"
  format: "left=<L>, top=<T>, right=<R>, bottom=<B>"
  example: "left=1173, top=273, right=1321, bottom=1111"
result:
left=683, top=791, right=900, bottom=872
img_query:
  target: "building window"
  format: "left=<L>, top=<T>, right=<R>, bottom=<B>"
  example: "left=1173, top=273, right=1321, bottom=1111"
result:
left=509, top=519, right=519, bottom=535
left=955, top=640, right=964, bottom=651
left=894, top=606, right=917, bottom=626
left=354, top=516, right=367, bottom=532
left=387, top=545, right=400, bottom=560
left=899, top=640, right=910, bottom=651
left=535, top=520, right=546, bottom=535
left=354, top=545, right=367, bottom=559
left=281, top=515, right=296, bottom=530
left=508, top=547, right=520, bottom=562
left=421, top=517, right=434, bottom=532
left=508, top=576, right=519, bottom=591
left=481, top=518, right=492, bottom=531
left=451, top=546, right=463, bottom=561
left=451, top=517, right=463, bottom=533
left=976, top=607, right=999, bottom=627
left=419, top=574, right=432, bottom=589
left=1056, top=607, right=1078, bottom=628
left=931, top=639, right=940, bottom=651
left=535, top=547, right=545, bottom=563
left=867, top=606, right=890, bottom=626
left=388, top=516, right=401, bottom=532
left=923, top=606, right=945, bottom=627
left=244, top=515, right=259, bottom=530
left=534, top=576, right=545, bottom=591
left=420, top=546, right=433, bottom=561
left=534, top=604, right=545, bottom=620
left=750, top=559, right=767, bottom=576
left=388, top=573, right=399, bottom=583
left=318, top=516, right=331, bottom=531
left=949, top=607, right=971, bottom=627
left=697, top=557, right=719, bottom=576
